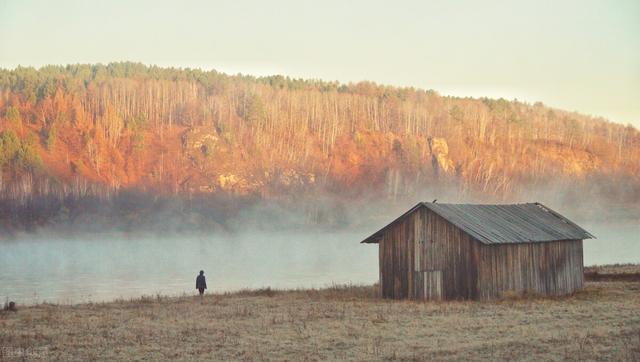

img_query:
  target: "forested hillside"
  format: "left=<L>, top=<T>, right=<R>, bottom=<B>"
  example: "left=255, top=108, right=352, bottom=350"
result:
left=1, top=62, right=638, bottom=232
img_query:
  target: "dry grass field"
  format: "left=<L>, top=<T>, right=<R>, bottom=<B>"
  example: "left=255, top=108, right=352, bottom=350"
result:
left=2, top=266, right=640, bottom=361
left=586, top=264, right=640, bottom=273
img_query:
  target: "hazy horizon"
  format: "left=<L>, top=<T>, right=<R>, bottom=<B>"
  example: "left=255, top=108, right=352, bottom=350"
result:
left=1, top=0, right=638, bottom=127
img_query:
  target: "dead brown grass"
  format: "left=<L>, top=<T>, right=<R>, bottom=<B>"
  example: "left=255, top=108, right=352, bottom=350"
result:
left=1, top=275, right=639, bottom=361
left=586, top=263, right=640, bottom=275
left=585, top=264, right=640, bottom=282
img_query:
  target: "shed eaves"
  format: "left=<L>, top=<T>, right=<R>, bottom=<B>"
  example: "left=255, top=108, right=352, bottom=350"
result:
left=361, top=202, right=595, bottom=244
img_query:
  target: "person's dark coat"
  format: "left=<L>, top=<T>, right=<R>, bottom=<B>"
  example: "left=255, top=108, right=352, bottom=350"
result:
left=196, top=274, right=207, bottom=290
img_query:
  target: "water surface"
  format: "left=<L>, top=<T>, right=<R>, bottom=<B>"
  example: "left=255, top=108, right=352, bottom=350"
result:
left=1, top=231, right=378, bottom=305
left=1, top=222, right=638, bottom=305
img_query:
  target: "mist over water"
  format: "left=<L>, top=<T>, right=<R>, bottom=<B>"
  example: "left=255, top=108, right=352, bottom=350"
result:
left=0, top=231, right=379, bottom=305
left=1, top=187, right=639, bottom=306
left=1, top=221, right=638, bottom=305
left=582, top=222, right=640, bottom=266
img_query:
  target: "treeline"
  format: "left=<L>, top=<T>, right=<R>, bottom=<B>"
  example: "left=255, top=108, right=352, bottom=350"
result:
left=0, top=62, right=639, bottom=231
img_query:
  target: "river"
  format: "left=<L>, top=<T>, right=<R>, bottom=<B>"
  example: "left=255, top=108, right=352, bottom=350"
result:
left=1, top=222, right=638, bottom=305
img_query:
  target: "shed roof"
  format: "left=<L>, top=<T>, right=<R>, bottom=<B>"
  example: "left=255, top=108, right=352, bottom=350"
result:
left=360, top=202, right=595, bottom=244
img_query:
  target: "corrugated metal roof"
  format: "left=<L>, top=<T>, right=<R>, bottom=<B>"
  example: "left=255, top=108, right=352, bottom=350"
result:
left=361, top=202, right=595, bottom=244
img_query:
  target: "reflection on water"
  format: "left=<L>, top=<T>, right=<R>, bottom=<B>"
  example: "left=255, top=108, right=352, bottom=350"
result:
left=0, top=231, right=378, bottom=305
left=1, top=222, right=638, bottom=305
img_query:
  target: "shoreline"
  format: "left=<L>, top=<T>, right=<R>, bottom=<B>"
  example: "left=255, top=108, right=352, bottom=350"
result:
left=4, top=263, right=638, bottom=308
left=1, top=265, right=639, bottom=360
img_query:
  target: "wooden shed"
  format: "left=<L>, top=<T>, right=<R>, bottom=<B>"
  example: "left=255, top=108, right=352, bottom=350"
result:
left=361, top=202, right=594, bottom=300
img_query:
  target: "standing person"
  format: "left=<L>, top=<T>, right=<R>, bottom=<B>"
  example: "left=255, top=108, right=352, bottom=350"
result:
left=196, top=270, right=207, bottom=297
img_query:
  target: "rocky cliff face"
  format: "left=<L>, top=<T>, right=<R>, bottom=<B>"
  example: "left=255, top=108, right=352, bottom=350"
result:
left=428, top=137, right=454, bottom=176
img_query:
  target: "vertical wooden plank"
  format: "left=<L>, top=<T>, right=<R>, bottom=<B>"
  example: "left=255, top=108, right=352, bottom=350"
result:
left=424, top=271, right=429, bottom=299
left=422, top=270, right=443, bottom=300
left=379, top=236, right=384, bottom=297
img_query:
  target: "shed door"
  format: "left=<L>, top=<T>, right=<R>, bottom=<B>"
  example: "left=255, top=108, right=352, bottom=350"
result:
left=423, top=270, right=443, bottom=300
left=414, top=237, right=443, bottom=300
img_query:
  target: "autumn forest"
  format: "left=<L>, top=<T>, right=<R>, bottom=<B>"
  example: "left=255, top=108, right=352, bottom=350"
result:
left=0, top=62, right=638, bottom=233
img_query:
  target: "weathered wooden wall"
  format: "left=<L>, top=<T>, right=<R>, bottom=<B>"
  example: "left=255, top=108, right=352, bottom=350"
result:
left=379, top=210, right=416, bottom=299
left=474, top=238, right=584, bottom=299
left=378, top=207, right=584, bottom=300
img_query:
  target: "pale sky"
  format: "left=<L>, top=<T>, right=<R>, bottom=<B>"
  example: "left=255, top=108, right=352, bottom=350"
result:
left=1, top=0, right=638, bottom=127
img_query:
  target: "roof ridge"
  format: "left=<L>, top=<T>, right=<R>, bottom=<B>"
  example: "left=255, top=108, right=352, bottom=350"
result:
left=421, top=201, right=539, bottom=206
